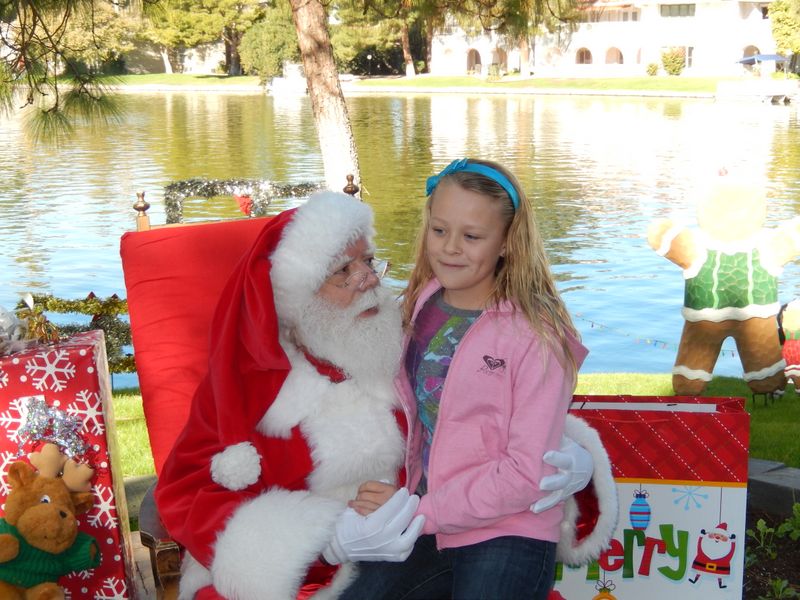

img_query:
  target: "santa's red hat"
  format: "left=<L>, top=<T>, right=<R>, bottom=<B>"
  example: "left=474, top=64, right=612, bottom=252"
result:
left=711, top=522, right=729, bottom=536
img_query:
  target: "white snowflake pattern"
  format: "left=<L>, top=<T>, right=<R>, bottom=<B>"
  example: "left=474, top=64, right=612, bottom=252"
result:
left=86, top=483, right=118, bottom=529
left=0, top=366, right=7, bottom=388
left=25, top=349, right=76, bottom=391
left=95, top=576, right=128, bottom=599
left=0, top=397, right=28, bottom=443
left=68, top=389, right=105, bottom=436
left=74, top=567, right=96, bottom=581
left=671, top=485, right=709, bottom=510
left=0, top=451, right=16, bottom=495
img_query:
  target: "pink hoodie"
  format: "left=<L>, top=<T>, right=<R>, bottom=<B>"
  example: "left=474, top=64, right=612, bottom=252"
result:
left=396, top=279, right=588, bottom=550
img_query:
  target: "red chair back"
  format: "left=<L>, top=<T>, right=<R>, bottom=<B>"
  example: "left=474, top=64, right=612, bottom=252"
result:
left=120, top=217, right=271, bottom=474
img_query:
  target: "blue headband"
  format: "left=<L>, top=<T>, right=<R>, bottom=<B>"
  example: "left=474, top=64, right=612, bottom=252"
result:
left=425, top=158, right=520, bottom=210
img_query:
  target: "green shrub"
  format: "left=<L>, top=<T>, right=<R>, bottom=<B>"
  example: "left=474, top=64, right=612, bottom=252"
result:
left=661, top=47, right=686, bottom=76
left=239, top=9, right=299, bottom=83
left=747, top=518, right=778, bottom=560
left=647, top=63, right=659, bottom=76
left=776, top=503, right=800, bottom=541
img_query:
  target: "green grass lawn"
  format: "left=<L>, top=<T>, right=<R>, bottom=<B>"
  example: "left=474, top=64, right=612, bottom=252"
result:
left=102, top=73, right=262, bottom=87
left=112, top=374, right=800, bottom=479
left=353, top=74, right=730, bottom=93
left=103, top=72, right=750, bottom=94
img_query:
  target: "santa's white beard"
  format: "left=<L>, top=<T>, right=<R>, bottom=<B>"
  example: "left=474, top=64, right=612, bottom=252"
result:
left=292, top=286, right=403, bottom=385
left=699, top=535, right=734, bottom=561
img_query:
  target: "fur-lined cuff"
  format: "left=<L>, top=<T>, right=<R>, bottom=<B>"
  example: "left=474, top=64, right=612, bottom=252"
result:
left=557, top=415, right=619, bottom=566
left=210, top=488, right=342, bottom=599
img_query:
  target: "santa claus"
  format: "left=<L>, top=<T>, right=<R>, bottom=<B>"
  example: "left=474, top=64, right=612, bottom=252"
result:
left=689, top=522, right=737, bottom=589
left=155, top=191, right=615, bottom=599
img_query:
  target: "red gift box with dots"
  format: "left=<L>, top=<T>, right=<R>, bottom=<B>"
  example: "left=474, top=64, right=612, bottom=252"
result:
left=0, top=330, right=134, bottom=599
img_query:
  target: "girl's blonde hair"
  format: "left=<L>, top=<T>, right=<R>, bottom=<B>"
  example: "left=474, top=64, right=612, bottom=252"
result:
left=401, top=158, right=580, bottom=374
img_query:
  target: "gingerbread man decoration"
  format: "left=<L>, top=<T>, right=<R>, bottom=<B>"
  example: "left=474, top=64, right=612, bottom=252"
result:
left=648, top=170, right=800, bottom=395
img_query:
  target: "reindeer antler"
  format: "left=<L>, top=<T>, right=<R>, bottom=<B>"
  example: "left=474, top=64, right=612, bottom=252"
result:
left=62, top=459, right=95, bottom=493
left=28, top=442, right=95, bottom=492
left=28, top=443, right=67, bottom=478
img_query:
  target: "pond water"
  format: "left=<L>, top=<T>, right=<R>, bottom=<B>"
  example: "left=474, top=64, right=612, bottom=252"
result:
left=1, top=91, right=799, bottom=386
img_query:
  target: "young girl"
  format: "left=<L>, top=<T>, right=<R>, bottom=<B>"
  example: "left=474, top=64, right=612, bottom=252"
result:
left=338, top=158, right=589, bottom=600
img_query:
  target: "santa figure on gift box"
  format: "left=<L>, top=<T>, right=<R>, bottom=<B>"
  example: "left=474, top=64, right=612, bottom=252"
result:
left=155, top=191, right=616, bottom=599
left=688, top=522, right=737, bottom=589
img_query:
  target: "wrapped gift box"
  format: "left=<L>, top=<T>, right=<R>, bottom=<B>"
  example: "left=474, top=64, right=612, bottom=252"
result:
left=0, top=330, right=134, bottom=599
left=554, top=395, right=750, bottom=600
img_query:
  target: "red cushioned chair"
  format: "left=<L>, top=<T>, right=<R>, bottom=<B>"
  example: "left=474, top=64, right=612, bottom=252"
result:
left=120, top=181, right=358, bottom=598
left=121, top=200, right=271, bottom=598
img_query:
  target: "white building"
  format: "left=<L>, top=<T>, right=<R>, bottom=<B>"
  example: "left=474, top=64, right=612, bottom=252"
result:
left=430, top=0, right=780, bottom=77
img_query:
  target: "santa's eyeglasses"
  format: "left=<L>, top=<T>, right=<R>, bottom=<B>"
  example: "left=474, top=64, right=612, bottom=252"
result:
left=329, top=258, right=390, bottom=291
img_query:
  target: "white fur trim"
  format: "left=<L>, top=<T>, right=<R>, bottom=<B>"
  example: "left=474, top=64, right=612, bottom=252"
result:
left=557, top=415, right=619, bottom=566
left=682, top=302, right=780, bottom=322
left=258, top=346, right=337, bottom=438
left=655, top=223, right=686, bottom=257
left=744, top=358, right=786, bottom=382
left=699, top=230, right=763, bottom=255
left=312, top=563, right=357, bottom=599
left=683, top=249, right=708, bottom=280
left=303, top=379, right=404, bottom=503
left=672, top=365, right=713, bottom=382
left=271, top=191, right=375, bottom=328
left=178, top=553, right=212, bottom=600
left=210, top=442, right=261, bottom=491
left=211, top=488, right=343, bottom=600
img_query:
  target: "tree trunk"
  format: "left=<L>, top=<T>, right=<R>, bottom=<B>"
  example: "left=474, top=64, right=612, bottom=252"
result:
left=424, top=20, right=433, bottom=72
left=225, top=27, right=243, bottom=76
left=519, top=38, right=530, bottom=75
left=160, top=47, right=173, bottom=74
left=290, top=0, right=360, bottom=193
left=401, top=22, right=415, bottom=78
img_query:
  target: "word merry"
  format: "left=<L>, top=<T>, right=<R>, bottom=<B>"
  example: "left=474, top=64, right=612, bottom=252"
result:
left=555, top=525, right=691, bottom=582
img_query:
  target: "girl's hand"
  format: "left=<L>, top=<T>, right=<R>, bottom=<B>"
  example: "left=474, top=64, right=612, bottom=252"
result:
left=349, top=480, right=399, bottom=515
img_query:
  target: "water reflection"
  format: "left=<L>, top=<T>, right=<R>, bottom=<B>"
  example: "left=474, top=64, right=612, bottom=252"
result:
left=1, top=92, right=799, bottom=379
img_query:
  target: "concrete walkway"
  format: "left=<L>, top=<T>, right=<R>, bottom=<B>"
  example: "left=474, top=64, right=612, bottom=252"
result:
left=747, top=458, right=800, bottom=516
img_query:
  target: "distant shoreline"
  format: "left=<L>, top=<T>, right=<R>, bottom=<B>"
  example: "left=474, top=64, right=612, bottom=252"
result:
left=108, top=82, right=715, bottom=99
left=103, top=73, right=800, bottom=103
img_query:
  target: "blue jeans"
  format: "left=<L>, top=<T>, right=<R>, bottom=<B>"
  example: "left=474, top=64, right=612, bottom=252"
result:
left=338, top=534, right=556, bottom=600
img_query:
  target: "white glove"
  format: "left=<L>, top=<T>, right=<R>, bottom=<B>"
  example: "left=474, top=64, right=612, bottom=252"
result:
left=322, top=488, right=425, bottom=564
left=531, top=435, right=594, bottom=514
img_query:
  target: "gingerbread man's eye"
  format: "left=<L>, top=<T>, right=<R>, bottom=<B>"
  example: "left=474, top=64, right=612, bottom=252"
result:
left=40, top=495, right=51, bottom=504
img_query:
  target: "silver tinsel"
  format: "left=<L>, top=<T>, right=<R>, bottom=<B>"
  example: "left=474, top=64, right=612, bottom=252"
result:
left=0, top=303, right=28, bottom=356
left=163, top=178, right=322, bottom=224
left=0, top=304, right=26, bottom=341
left=17, top=396, right=89, bottom=459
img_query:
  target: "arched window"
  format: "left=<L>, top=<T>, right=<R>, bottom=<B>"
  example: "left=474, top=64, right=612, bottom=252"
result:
left=577, top=48, right=593, bottom=64
left=742, top=44, right=760, bottom=58
left=606, top=47, right=623, bottom=64
left=467, top=49, right=482, bottom=74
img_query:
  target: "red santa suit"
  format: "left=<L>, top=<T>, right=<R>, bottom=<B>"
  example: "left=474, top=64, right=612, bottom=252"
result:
left=691, top=523, right=736, bottom=577
left=155, top=193, right=407, bottom=599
